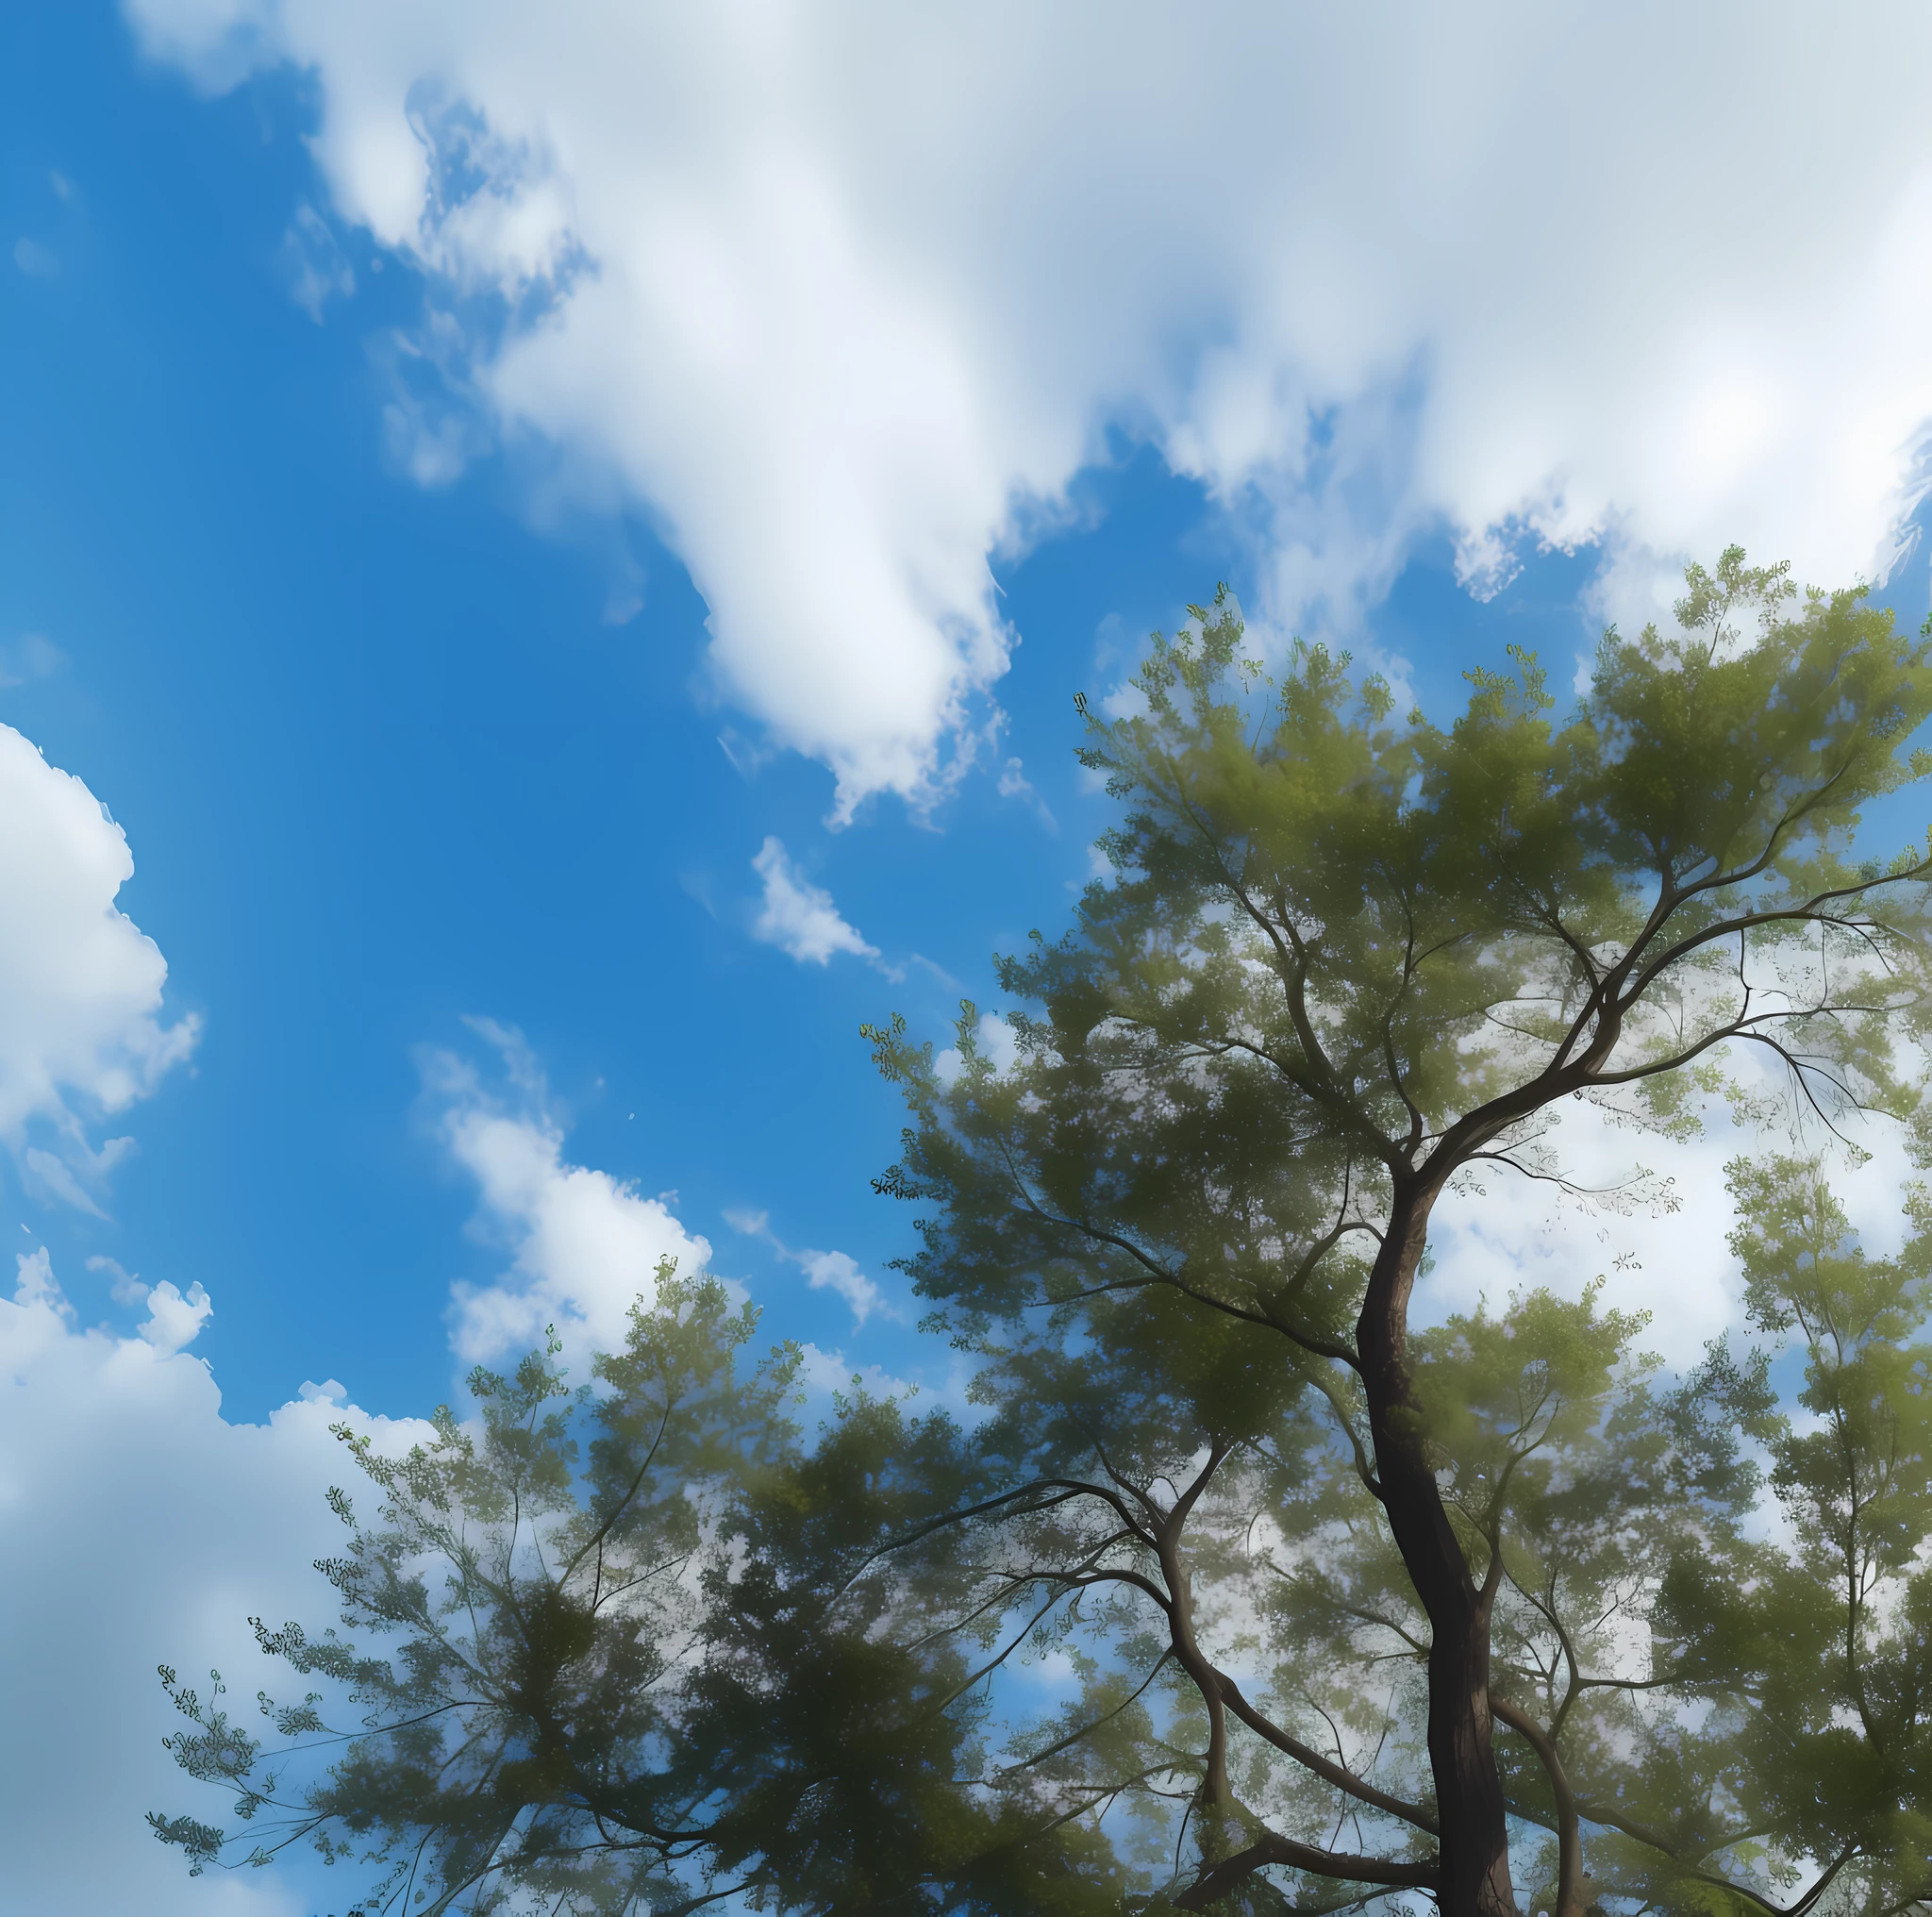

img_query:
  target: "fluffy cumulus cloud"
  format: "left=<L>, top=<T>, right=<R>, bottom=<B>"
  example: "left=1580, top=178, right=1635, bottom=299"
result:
left=129, top=1, right=1932, bottom=803
left=0, top=725, right=198, bottom=1191
left=0, top=1249, right=427, bottom=1913
left=431, top=1023, right=715, bottom=1363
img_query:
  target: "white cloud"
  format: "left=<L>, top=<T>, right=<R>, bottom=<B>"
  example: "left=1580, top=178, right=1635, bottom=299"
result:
left=0, top=1248, right=427, bottom=1913
left=430, top=1027, right=715, bottom=1364
left=0, top=724, right=198, bottom=1203
left=126, top=3, right=1932, bottom=804
left=795, top=1248, right=883, bottom=1326
left=139, top=1277, right=215, bottom=1355
left=750, top=837, right=887, bottom=971
left=1421, top=1111, right=1745, bottom=1375
left=1419, top=1096, right=1923, bottom=1376
left=996, top=757, right=1055, bottom=829
left=726, top=1205, right=891, bottom=1328
left=794, top=1342, right=917, bottom=1401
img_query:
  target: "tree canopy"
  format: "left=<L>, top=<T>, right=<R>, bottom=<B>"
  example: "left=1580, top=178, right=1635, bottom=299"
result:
left=156, top=553, right=1932, bottom=1917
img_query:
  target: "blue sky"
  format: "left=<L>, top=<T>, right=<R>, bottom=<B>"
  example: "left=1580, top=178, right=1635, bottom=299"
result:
left=0, top=12, right=1165, bottom=1414
left=12, top=4, right=1932, bottom=1909
left=0, top=7, right=1626, bottom=1426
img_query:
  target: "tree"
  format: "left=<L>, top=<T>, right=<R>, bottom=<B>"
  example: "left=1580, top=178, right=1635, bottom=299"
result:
left=863, top=552, right=1932, bottom=1916
left=152, top=1261, right=1124, bottom=1915
left=156, top=552, right=1932, bottom=1917
left=153, top=1262, right=801, bottom=1914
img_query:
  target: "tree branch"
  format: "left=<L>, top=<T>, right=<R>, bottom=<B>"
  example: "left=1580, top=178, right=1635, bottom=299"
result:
left=1173, top=1831, right=1440, bottom=1909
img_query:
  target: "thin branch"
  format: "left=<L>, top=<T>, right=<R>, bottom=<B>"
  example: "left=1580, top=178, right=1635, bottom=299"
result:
left=1211, top=1670, right=1438, bottom=1836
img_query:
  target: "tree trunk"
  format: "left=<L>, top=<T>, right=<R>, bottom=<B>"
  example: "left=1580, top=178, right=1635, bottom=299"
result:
left=1357, top=1187, right=1518, bottom=1917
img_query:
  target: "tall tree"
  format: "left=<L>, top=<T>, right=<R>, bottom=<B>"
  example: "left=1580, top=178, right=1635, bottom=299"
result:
left=155, top=555, right=1932, bottom=1916
left=866, top=552, right=1932, bottom=1916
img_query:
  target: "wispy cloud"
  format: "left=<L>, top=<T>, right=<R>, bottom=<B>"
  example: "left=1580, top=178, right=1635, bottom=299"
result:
left=996, top=757, right=1056, bottom=830
left=0, top=633, right=62, bottom=688
left=750, top=838, right=898, bottom=975
left=281, top=203, right=356, bottom=321
left=85, top=1254, right=149, bottom=1307
left=725, top=1206, right=895, bottom=1330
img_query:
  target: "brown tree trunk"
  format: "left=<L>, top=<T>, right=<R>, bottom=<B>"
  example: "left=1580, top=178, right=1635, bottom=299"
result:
left=1357, top=1187, right=1518, bottom=1917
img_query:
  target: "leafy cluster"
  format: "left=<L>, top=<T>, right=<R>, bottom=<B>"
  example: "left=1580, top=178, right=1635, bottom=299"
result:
left=157, top=1262, right=806, bottom=1913
left=154, top=1265, right=1123, bottom=1915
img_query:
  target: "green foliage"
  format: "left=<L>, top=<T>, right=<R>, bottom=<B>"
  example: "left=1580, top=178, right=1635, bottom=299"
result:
left=1641, top=1156, right=1932, bottom=1911
left=861, top=558, right=1932, bottom=1912
left=155, top=1260, right=807, bottom=1913
left=152, top=1263, right=1132, bottom=1914
left=156, top=553, right=1932, bottom=1917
